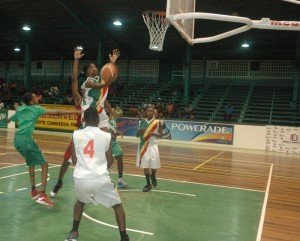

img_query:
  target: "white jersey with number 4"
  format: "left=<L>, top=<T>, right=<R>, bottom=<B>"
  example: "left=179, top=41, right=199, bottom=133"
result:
left=73, top=126, right=111, bottom=178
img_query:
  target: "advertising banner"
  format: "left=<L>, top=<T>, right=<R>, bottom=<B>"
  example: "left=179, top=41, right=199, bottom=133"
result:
left=266, top=125, right=300, bottom=153
left=0, top=110, right=8, bottom=128
left=117, top=118, right=234, bottom=145
left=35, top=104, right=78, bottom=131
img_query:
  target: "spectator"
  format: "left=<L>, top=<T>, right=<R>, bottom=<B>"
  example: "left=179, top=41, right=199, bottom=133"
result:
left=165, top=102, right=174, bottom=118
left=36, top=91, right=43, bottom=103
left=224, top=103, right=234, bottom=121
left=114, top=105, right=123, bottom=116
left=0, top=100, right=4, bottom=109
left=50, top=84, right=59, bottom=96
left=128, top=104, right=138, bottom=117
left=64, top=95, right=74, bottom=105
left=184, top=103, right=193, bottom=119
left=9, top=81, right=17, bottom=95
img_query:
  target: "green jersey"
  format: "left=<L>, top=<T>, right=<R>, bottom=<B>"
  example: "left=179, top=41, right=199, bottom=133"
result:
left=10, top=104, right=46, bottom=136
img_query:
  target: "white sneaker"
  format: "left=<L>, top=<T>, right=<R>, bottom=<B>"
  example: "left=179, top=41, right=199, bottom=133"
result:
left=117, top=179, right=128, bottom=188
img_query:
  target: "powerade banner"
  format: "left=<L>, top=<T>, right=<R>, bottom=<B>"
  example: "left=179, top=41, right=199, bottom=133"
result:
left=0, top=110, right=8, bottom=128
left=116, top=118, right=234, bottom=145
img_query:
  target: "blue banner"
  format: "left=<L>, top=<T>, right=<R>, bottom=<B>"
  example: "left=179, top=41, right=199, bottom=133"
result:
left=116, top=118, right=234, bottom=145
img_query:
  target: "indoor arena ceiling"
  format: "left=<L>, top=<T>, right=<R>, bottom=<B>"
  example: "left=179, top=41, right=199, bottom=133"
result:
left=0, top=0, right=300, bottom=61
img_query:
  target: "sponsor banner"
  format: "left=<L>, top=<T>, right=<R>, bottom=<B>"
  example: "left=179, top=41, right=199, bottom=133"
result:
left=266, top=125, right=300, bottom=154
left=36, top=104, right=78, bottom=131
left=0, top=110, right=8, bottom=128
left=116, top=117, right=140, bottom=136
left=117, top=118, right=234, bottom=145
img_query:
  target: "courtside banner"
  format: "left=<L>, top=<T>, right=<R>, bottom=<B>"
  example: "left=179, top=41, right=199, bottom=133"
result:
left=35, top=104, right=78, bottom=131
left=0, top=110, right=8, bottom=128
left=117, top=118, right=234, bottom=145
left=266, top=125, right=300, bottom=154
left=116, top=117, right=140, bottom=136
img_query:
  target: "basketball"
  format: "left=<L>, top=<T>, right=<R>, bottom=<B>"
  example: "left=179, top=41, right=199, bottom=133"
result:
left=100, top=62, right=119, bottom=83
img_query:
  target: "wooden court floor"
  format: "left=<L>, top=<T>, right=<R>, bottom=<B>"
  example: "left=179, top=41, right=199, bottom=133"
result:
left=0, top=129, right=299, bottom=241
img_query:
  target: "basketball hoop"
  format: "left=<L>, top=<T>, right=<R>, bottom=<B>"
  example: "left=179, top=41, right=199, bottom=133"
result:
left=142, top=11, right=170, bottom=51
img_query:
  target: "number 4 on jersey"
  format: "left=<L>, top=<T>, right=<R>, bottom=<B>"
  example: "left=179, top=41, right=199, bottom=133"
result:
left=84, top=140, right=94, bottom=158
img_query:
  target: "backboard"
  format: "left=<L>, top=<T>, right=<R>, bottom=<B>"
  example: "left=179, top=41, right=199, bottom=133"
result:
left=166, top=0, right=196, bottom=45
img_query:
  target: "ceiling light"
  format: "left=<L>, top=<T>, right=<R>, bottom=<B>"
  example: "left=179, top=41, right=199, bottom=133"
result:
left=241, top=43, right=249, bottom=48
left=14, top=47, right=21, bottom=52
left=151, top=46, right=159, bottom=50
left=113, top=20, right=122, bottom=26
left=22, top=25, right=31, bottom=31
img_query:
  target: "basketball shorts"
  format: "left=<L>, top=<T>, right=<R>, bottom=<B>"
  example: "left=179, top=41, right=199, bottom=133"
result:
left=74, top=174, right=121, bottom=208
left=112, top=141, right=123, bottom=157
left=136, top=143, right=161, bottom=169
left=14, top=134, right=46, bottom=166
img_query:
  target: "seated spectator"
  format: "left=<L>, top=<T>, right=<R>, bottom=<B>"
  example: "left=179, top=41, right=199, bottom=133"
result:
left=184, top=103, right=193, bottom=119
left=9, top=81, right=17, bottom=94
left=138, top=108, right=146, bottom=119
left=114, top=105, right=123, bottom=116
left=64, top=95, right=74, bottom=105
left=36, top=92, right=43, bottom=103
left=128, top=104, right=138, bottom=117
left=2, top=82, right=10, bottom=99
left=224, top=103, right=234, bottom=121
left=0, top=99, right=4, bottom=109
left=156, top=101, right=165, bottom=118
left=49, top=84, right=59, bottom=96
left=165, top=102, right=174, bottom=118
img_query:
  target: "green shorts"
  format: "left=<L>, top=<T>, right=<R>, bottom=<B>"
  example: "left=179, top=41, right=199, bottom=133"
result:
left=14, top=134, right=46, bottom=166
left=112, top=141, right=123, bottom=157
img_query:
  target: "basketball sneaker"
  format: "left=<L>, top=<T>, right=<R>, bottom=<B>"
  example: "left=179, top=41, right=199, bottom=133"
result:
left=150, top=174, right=157, bottom=187
left=50, top=182, right=63, bottom=198
left=64, top=231, right=78, bottom=241
left=142, top=184, right=152, bottom=192
left=121, top=234, right=129, bottom=241
left=117, top=179, right=128, bottom=188
left=36, top=193, right=55, bottom=206
left=31, top=189, right=40, bottom=200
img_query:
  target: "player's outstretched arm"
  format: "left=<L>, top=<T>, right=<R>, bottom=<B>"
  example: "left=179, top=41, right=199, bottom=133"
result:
left=72, top=47, right=84, bottom=105
left=71, top=137, right=77, bottom=165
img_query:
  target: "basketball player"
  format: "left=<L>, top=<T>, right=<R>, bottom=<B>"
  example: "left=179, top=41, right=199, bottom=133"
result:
left=136, top=105, right=163, bottom=192
left=50, top=47, right=84, bottom=198
left=7, top=92, right=81, bottom=206
left=107, top=111, right=128, bottom=188
left=81, top=49, right=120, bottom=132
left=51, top=47, right=119, bottom=197
left=65, top=106, right=129, bottom=241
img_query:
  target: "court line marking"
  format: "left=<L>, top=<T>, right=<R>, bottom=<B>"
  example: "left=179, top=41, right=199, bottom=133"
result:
left=256, top=163, right=273, bottom=241
left=119, top=189, right=196, bottom=197
left=0, top=165, right=59, bottom=179
left=0, top=163, right=25, bottom=169
left=82, top=212, right=154, bottom=235
left=115, top=172, right=265, bottom=193
left=193, top=151, right=224, bottom=170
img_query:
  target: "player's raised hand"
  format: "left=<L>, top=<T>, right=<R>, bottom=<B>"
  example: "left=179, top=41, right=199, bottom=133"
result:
left=74, top=46, right=84, bottom=60
left=109, top=49, right=120, bottom=63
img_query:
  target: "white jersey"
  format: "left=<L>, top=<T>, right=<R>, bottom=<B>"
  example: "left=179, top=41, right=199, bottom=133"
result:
left=73, top=126, right=111, bottom=178
left=81, top=76, right=108, bottom=112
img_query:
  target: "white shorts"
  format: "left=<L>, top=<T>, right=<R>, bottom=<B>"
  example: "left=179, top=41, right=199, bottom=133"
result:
left=136, top=143, right=161, bottom=169
left=98, top=111, right=109, bottom=129
left=74, top=174, right=121, bottom=208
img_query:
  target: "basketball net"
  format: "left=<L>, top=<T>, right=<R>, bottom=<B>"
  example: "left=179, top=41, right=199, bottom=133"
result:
left=143, top=11, right=170, bottom=51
